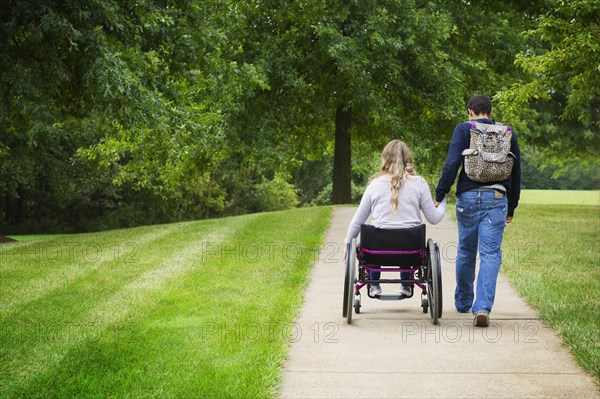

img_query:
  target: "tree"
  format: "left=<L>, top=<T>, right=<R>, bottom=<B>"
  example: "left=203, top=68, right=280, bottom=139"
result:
left=231, top=0, right=460, bottom=203
left=0, top=0, right=267, bottom=232
left=0, top=0, right=557, bottom=232
left=232, top=0, right=539, bottom=202
left=496, top=0, right=599, bottom=158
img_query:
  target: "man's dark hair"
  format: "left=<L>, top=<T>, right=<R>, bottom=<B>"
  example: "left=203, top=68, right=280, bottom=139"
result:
left=467, top=95, right=492, bottom=115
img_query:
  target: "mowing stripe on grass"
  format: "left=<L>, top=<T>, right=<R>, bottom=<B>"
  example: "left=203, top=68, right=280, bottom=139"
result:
left=1, top=216, right=253, bottom=397
left=1, top=207, right=333, bottom=398
left=0, top=224, right=182, bottom=316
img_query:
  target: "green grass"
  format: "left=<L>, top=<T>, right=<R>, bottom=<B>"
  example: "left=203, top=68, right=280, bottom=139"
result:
left=520, top=189, right=600, bottom=206
left=0, top=206, right=333, bottom=398
left=502, top=204, right=600, bottom=382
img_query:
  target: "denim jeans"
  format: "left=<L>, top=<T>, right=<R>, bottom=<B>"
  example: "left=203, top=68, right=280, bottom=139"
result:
left=455, top=189, right=508, bottom=314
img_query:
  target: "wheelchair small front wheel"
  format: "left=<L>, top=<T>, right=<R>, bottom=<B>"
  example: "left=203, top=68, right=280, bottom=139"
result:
left=421, top=297, right=429, bottom=314
left=354, top=297, right=361, bottom=314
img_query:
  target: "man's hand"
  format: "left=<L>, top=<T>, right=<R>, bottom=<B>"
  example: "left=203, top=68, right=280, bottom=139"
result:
left=434, top=201, right=440, bottom=208
left=506, top=216, right=513, bottom=224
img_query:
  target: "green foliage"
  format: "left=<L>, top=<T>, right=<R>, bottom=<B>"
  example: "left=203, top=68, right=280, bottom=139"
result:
left=246, top=173, right=300, bottom=213
left=310, top=182, right=365, bottom=206
left=292, top=158, right=331, bottom=205
left=0, top=0, right=590, bottom=232
left=521, top=148, right=600, bottom=190
left=229, top=0, right=536, bottom=202
left=496, top=0, right=599, bottom=157
left=0, top=0, right=275, bottom=232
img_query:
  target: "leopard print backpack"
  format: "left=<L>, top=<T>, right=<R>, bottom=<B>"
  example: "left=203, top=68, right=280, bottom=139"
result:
left=461, top=122, right=515, bottom=183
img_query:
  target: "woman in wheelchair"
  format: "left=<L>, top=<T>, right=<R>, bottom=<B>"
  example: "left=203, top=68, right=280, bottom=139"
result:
left=345, top=140, right=446, bottom=297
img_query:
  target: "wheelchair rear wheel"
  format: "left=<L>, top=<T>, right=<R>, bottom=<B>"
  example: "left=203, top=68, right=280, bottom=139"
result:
left=346, top=245, right=356, bottom=324
left=343, top=239, right=357, bottom=322
left=427, top=239, right=443, bottom=324
left=434, top=242, right=443, bottom=318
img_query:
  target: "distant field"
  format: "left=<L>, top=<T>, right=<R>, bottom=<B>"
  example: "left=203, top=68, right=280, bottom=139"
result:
left=520, top=190, right=599, bottom=206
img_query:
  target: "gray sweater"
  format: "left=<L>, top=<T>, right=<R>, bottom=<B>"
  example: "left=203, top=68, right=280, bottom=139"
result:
left=345, top=175, right=446, bottom=244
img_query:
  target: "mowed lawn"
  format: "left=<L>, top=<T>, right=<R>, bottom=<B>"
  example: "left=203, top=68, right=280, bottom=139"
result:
left=502, top=202, right=600, bottom=382
left=0, top=207, right=333, bottom=398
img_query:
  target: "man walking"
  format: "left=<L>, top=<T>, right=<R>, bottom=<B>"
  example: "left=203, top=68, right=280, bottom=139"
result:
left=435, top=94, right=521, bottom=327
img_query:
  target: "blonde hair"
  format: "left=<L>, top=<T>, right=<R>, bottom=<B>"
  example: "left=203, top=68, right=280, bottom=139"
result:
left=371, top=140, right=416, bottom=213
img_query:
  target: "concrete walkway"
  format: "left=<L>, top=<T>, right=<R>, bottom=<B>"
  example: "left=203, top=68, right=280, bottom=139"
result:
left=279, top=207, right=599, bottom=399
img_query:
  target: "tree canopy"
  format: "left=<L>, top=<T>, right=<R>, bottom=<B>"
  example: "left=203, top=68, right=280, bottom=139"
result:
left=0, top=0, right=597, bottom=233
left=496, top=0, right=599, bottom=157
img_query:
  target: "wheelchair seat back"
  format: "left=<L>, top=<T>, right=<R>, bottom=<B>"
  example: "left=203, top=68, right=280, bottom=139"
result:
left=359, top=224, right=426, bottom=266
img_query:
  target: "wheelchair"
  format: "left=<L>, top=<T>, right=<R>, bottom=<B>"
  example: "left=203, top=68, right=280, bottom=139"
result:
left=343, top=224, right=442, bottom=324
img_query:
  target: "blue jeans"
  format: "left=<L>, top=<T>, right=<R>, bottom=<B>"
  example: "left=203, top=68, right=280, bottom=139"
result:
left=455, top=189, right=508, bottom=314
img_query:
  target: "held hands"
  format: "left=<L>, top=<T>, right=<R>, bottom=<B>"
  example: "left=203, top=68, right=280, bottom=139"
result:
left=434, top=197, right=446, bottom=208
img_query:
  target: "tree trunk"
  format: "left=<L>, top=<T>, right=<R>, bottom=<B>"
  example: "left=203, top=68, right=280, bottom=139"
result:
left=332, top=105, right=352, bottom=204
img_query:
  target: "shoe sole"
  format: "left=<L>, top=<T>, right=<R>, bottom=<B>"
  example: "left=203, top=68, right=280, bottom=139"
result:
left=474, top=313, right=489, bottom=327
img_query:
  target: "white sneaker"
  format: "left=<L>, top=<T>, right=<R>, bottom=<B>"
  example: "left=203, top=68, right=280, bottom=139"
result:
left=369, top=285, right=382, bottom=296
left=399, top=284, right=412, bottom=297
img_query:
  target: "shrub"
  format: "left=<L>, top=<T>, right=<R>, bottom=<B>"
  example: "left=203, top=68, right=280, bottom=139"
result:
left=247, top=174, right=299, bottom=212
